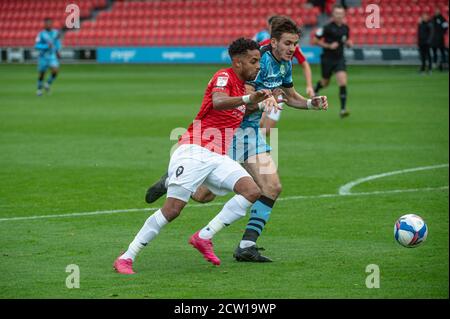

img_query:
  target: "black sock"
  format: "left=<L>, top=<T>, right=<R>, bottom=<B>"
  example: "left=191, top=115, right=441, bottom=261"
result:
left=242, top=229, right=259, bottom=242
left=339, top=86, right=347, bottom=110
left=242, top=195, right=275, bottom=243
left=314, top=81, right=323, bottom=94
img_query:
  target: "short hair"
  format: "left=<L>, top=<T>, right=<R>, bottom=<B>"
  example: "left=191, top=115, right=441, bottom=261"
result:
left=270, top=16, right=302, bottom=40
left=228, top=38, right=260, bottom=58
left=332, top=4, right=345, bottom=11
left=267, top=15, right=280, bottom=25
left=44, top=17, right=52, bottom=22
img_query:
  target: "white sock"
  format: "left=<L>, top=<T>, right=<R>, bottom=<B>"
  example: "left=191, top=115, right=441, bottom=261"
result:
left=199, top=195, right=252, bottom=239
left=120, top=209, right=168, bottom=261
left=198, top=217, right=226, bottom=240
left=239, top=240, right=256, bottom=249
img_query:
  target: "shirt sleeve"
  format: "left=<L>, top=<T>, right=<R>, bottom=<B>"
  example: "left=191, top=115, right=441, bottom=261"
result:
left=282, top=63, right=294, bottom=88
left=294, top=46, right=306, bottom=64
left=211, top=71, right=233, bottom=95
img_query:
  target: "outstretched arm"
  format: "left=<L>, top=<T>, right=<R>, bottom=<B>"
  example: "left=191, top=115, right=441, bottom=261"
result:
left=299, top=60, right=315, bottom=97
left=282, top=86, right=328, bottom=111
left=212, top=89, right=273, bottom=111
left=245, top=85, right=285, bottom=116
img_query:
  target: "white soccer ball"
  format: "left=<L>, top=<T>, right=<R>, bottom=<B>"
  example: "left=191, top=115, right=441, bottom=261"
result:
left=394, top=214, right=428, bottom=248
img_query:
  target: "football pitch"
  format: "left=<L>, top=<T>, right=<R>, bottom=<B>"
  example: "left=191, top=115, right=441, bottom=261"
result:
left=0, top=64, right=448, bottom=299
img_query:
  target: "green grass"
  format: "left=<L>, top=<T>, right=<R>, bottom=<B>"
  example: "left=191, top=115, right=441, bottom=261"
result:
left=0, top=64, right=448, bottom=298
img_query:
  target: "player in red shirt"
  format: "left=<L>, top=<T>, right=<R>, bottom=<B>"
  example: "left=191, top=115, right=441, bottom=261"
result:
left=114, top=38, right=278, bottom=274
left=259, top=15, right=315, bottom=133
left=179, top=67, right=257, bottom=155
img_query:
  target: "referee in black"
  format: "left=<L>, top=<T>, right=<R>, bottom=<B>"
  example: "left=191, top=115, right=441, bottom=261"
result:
left=313, top=4, right=352, bottom=118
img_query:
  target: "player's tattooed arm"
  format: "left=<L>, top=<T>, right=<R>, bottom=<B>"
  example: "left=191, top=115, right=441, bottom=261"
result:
left=282, top=87, right=328, bottom=111
left=212, top=89, right=272, bottom=111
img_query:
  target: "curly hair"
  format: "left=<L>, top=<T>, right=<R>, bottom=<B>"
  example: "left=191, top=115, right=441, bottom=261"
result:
left=228, top=38, right=260, bottom=58
left=270, top=16, right=302, bottom=40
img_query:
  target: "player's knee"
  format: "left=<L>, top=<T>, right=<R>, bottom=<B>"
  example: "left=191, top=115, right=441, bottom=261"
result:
left=191, top=192, right=216, bottom=203
left=191, top=185, right=215, bottom=203
left=273, top=181, right=282, bottom=197
left=162, top=206, right=181, bottom=221
left=161, top=199, right=185, bottom=221
left=262, top=181, right=282, bottom=198
left=243, top=184, right=261, bottom=203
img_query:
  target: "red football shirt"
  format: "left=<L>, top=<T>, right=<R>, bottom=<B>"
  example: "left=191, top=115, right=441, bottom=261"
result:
left=179, top=68, right=246, bottom=155
left=259, top=39, right=306, bottom=64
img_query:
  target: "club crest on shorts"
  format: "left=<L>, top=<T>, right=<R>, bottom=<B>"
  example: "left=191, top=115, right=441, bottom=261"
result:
left=176, top=166, right=184, bottom=177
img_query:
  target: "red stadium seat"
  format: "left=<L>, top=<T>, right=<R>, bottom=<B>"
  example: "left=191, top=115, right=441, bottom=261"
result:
left=2, top=0, right=438, bottom=47
left=0, top=0, right=106, bottom=47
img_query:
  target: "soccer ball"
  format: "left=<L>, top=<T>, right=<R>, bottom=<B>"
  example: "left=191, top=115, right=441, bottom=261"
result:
left=394, top=214, right=428, bottom=248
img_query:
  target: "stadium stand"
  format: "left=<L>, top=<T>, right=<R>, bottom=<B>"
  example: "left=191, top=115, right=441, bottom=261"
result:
left=0, top=0, right=108, bottom=47
left=63, top=0, right=319, bottom=46
left=0, top=0, right=448, bottom=47
left=346, top=0, right=449, bottom=46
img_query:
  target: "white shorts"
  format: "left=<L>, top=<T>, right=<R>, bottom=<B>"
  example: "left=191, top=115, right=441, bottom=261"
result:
left=167, top=144, right=251, bottom=202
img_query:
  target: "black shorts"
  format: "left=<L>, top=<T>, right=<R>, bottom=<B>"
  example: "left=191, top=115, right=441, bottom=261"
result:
left=320, top=56, right=346, bottom=79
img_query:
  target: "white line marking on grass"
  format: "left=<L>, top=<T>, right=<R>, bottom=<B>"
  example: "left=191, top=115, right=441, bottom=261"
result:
left=0, top=186, right=447, bottom=222
left=338, top=164, right=449, bottom=195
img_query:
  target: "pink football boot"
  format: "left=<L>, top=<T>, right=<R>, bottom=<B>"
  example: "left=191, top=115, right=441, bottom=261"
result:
left=113, top=254, right=136, bottom=274
left=189, top=231, right=221, bottom=266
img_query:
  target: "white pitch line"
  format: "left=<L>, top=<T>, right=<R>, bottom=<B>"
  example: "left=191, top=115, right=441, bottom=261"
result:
left=338, top=164, right=449, bottom=195
left=0, top=185, right=447, bottom=223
